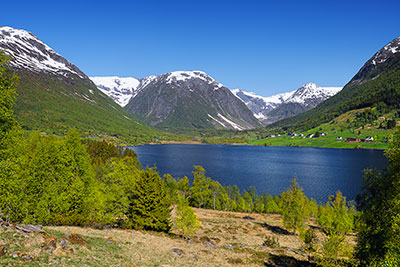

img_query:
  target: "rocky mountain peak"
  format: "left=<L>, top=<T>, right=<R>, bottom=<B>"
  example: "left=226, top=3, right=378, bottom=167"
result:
left=163, top=70, right=225, bottom=90
left=351, top=36, right=400, bottom=84
left=232, top=83, right=342, bottom=125
left=286, top=83, right=341, bottom=105
left=0, top=26, right=85, bottom=78
left=371, top=36, right=400, bottom=66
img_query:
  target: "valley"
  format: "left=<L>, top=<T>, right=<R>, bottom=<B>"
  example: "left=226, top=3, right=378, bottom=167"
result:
left=1, top=8, right=400, bottom=265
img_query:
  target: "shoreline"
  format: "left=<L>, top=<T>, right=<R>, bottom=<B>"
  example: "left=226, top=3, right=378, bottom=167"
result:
left=134, top=140, right=386, bottom=150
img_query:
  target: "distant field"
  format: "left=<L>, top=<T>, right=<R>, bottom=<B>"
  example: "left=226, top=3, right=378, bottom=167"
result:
left=250, top=131, right=390, bottom=150
left=250, top=108, right=398, bottom=150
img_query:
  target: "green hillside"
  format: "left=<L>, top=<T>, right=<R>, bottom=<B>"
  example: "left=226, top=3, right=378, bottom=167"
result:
left=14, top=70, right=160, bottom=144
left=271, top=41, right=400, bottom=131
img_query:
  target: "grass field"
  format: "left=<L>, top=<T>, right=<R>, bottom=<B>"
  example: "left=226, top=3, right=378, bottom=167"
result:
left=250, top=108, right=399, bottom=150
left=0, top=208, right=356, bottom=267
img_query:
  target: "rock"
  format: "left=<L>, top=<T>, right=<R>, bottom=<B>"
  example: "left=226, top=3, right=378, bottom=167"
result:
left=59, top=239, right=68, bottom=250
left=199, top=236, right=211, bottom=243
left=203, top=241, right=215, bottom=249
left=192, top=252, right=199, bottom=261
left=22, top=254, right=34, bottom=262
left=63, top=233, right=89, bottom=246
left=172, top=248, right=184, bottom=257
left=11, top=252, right=22, bottom=258
left=42, top=233, right=57, bottom=251
left=242, top=216, right=255, bottom=220
left=223, top=244, right=233, bottom=249
left=0, top=246, right=6, bottom=256
left=15, top=224, right=43, bottom=233
left=286, top=247, right=295, bottom=253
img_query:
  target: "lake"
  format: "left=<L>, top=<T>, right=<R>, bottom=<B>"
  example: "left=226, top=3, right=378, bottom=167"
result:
left=129, top=144, right=388, bottom=203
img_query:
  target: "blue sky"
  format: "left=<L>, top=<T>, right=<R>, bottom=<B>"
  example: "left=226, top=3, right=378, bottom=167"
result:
left=2, top=0, right=400, bottom=95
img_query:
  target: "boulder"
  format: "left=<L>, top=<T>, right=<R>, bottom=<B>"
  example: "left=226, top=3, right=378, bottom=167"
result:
left=63, top=233, right=89, bottom=246
left=0, top=246, right=6, bottom=256
left=203, top=241, right=216, bottom=249
left=192, top=252, right=199, bottom=261
left=15, top=224, right=43, bottom=233
left=223, top=244, right=233, bottom=249
left=22, top=254, right=34, bottom=262
left=59, top=239, right=68, bottom=250
left=42, top=233, right=57, bottom=252
left=172, top=248, right=184, bottom=257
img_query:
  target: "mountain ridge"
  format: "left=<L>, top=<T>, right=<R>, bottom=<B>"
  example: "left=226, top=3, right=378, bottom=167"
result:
left=92, top=71, right=262, bottom=130
left=0, top=26, right=158, bottom=142
left=232, top=83, right=342, bottom=125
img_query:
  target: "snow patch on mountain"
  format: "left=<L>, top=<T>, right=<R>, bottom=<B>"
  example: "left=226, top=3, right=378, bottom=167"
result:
left=232, top=89, right=294, bottom=108
left=139, top=75, right=158, bottom=89
left=371, top=37, right=400, bottom=65
left=0, top=26, right=85, bottom=78
left=217, top=113, right=244, bottom=130
left=207, top=114, right=244, bottom=130
left=90, top=76, right=140, bottom=106
left=232, top=83, right=342, bottom=124
left=166, top=71, right=224, bottom=90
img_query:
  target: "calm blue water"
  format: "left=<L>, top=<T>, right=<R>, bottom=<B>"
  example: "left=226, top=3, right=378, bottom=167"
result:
left=129, top=144, right=388, bottom=203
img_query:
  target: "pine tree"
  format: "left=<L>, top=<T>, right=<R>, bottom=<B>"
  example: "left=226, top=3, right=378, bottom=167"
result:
left=97, top=156, right=141, bottom=226
left=128, top=168, right=171, bottom=232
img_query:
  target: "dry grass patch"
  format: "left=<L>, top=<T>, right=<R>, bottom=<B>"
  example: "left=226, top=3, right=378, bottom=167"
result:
left=0, top=208, right=356, bottom=266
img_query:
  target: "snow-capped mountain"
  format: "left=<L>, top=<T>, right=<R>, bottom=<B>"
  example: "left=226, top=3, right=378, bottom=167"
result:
left=285, top=83, right=342, bottom=105
left=0, top=26, right=153, bottom=135
left=90, top=71, right=226, bottom=107
left=121, top=70, right=261, bottom=130
left=0, top=26, right=86, bottom=78
left=233, top=83, right=342, bottom=125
